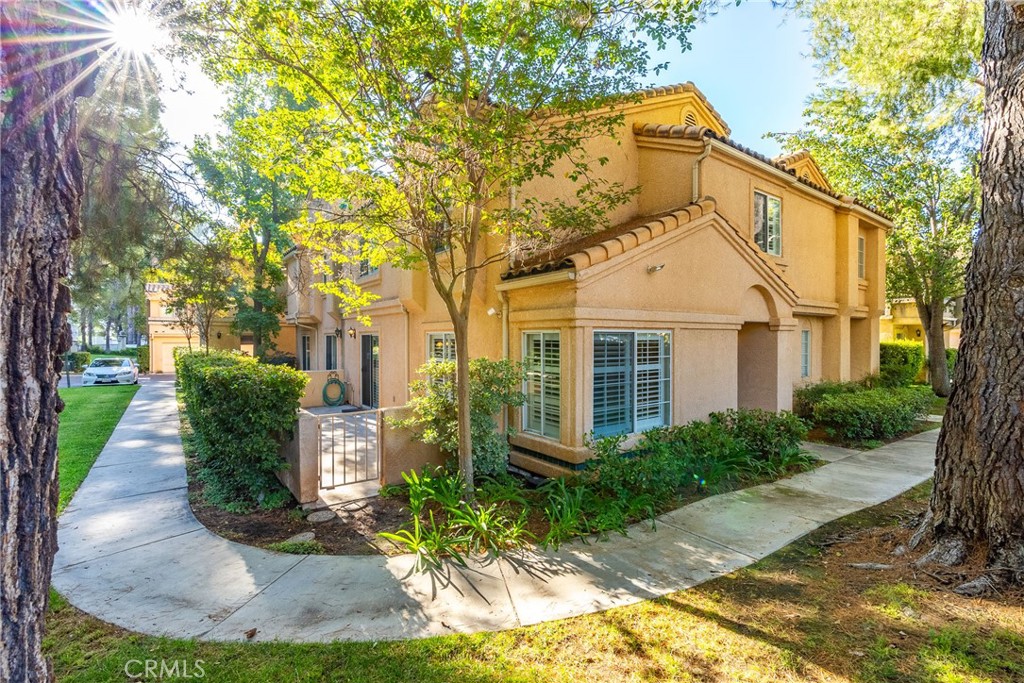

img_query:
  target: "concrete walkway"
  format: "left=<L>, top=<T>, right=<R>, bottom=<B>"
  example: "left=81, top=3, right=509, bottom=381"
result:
left=54, top=382, right=938, bottom=643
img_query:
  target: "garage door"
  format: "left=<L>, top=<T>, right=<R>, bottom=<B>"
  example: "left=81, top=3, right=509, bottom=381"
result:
left=160, top=345, right=188, bottom=374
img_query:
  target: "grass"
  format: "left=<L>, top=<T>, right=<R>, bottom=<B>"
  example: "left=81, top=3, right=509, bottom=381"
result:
left=266, top=540, right=326, bottom=555
left=45, top=479, right=1024, bottom=682
left=57, top=385, right=139, bottom=512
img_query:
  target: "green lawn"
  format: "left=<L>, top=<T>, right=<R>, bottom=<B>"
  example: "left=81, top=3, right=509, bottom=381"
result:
left=44, top=481, right=1024, bottom=682
left=57, top=385, right=139, bottom=512
left=47, top=389, right=1022, bottom=682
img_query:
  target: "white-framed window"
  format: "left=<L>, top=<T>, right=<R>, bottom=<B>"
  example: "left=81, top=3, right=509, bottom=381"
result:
left=754, top=191, right=782, bottom=256
left=858, top=235, right=866, bottom=279
left=427, top=332, right=456, bottom=362
left=800, top=329, right=811, bottom=378
left=593, top=331, right=671, bottom=437
left=523, top=332, right=560, bottom=440
left=325, top=334, right=338, bottom=371
left=300, top=335, right=312, bottom=371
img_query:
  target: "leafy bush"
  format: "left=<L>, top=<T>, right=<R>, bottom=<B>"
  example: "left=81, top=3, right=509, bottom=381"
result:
left=135, top=345, right=149, bottom=373
left=85, top=346, right=137, bottom=357
left=261, top=351, right=298, bottom=368
left=879, top=341, right=925, bottom=387
left=946, top=348, right=958, bottom=380
left=793, top=379, right=865, bottom=418
left=177, top=351, right=308, bottom=512
left=813, top=386, right=932, bottom=441
left=395, top=358, right=525, bottom=477
left=65, top=351, right=91, bottom=372
left=709, top=408, right=808, bottom=462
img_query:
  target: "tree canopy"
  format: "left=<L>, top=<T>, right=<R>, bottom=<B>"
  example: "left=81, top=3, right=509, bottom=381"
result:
left=190, top=0, right=709, bottom=485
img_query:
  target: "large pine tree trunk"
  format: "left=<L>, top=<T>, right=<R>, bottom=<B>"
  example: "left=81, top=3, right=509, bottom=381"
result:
left=0, top=3, right=95, bottom=680
left=923, top=0, right=1024, bottom=589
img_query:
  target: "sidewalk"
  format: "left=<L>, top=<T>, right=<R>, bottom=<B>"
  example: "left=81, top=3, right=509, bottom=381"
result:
left=53, top=382, right=938, bottom=643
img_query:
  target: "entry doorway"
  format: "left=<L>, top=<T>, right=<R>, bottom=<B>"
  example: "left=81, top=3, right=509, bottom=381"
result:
left=737, top=322, right=778, bottom=411
left=360, top=334, right=380, bottom=408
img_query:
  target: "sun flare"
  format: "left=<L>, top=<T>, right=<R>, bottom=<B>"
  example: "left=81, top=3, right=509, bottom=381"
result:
left=104, top=4, right=167, bottom=57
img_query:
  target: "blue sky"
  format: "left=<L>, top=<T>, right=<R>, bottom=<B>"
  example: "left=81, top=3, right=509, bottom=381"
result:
left=160, top=2, right=818, bottom=158
left=659, top=2, right=818, bottom=156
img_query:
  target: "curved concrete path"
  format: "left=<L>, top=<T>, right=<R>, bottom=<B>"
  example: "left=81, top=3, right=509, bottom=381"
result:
left=54, top=381, right=939, bottom=643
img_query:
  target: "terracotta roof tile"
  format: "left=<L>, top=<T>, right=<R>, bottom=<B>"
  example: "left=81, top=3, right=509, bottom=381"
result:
left=631, top=123, right=891, bottom=221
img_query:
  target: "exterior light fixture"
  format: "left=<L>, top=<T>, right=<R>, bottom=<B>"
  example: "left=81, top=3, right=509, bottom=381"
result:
left=647, top=264, right=665, bottom=273
left=216, top=331, right=222, bottom=339
left=335, top=327, right=343, bottom=338
left=347, top=327, right=356, bottom=338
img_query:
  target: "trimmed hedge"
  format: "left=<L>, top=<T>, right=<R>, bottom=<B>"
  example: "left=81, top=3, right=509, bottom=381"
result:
left=879, top=341, right=925, bottom=387
left=708, top=408, right=808, bottom=462
left=177, top=351, right=308, bottom=512
left=65, top=351, right=91, bottom=372
left=813, top=386, right=932, bottom=441
left=136, top=345, right=149, bottom=373
left=793, top=380, right=865, bottom=418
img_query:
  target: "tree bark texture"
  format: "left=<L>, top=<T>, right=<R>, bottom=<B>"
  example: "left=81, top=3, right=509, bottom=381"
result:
left=1, top=3, right=95, bottom=680
left=928, top=0, right=1024, bottom=582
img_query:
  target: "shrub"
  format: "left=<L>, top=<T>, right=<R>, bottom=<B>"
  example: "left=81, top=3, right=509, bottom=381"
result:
left=946, top=348, right=958, bottom=380
left=879, top=341, right=925, bottom=387
left=135, top=345, right=149, bottom=373
left=709, top=408, right=808, bottom=462
left=793, top=379, right=865, bottom=417
left=394, top=358, right=525, bottom=477
left=65, top=351, right=91, bottom=372
left=177, top=351, right=308, bottom=512
left=813, top=386, right=932, bottom=441
left=261, top=351, right=298, bottom=368
left=267, top=540, right=325, bottom=555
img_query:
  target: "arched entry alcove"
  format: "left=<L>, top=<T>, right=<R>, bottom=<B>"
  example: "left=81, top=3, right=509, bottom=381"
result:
left=737, top=286, right=781, bottom=411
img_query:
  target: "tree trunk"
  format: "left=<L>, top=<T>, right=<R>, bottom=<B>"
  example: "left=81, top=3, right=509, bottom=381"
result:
left=104, top=317, right=112, bottom=352
left=452, top=313, right=475, bottom=492
left=0, top=3, right=95, bottom=680
left=86, top=310, right=93, bottom=348
left=920, top=297, right=950, bottom=397
left=924, top=0, right=1024, bottom=588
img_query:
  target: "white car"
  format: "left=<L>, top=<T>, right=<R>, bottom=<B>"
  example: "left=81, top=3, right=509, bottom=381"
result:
left=82, top=358, right=139, bottom=386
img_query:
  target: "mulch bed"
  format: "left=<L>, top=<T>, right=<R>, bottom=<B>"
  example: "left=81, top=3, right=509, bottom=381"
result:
left=187, top=475, right=411, bottom=556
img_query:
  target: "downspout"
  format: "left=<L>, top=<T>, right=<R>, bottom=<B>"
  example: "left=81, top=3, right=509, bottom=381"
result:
left=691, top=136, right=712, bottom=204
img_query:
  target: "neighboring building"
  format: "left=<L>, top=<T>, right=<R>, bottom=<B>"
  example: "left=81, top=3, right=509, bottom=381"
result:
left=284, top=82, right=893, bottom=476
left=144, top=283, right=297, bottom=373
left=880, top=298, right=962, bottom=349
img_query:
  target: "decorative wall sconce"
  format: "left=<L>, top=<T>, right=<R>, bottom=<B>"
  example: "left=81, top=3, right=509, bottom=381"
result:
left=216, top=331, right=222, bottom=339
left=647, top=263, right=665, bottom=274
left=347, top=328, right=356, bottom=338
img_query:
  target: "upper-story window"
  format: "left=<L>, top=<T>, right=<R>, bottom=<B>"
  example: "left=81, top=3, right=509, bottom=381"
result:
left=753, top=191, right=782, bottom=256
left=858, top=235, right=866, bottom=279
left=427, top=332, right=456, bottom=362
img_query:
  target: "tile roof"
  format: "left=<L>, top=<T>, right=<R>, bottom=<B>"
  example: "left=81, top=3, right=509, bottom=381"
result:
left=630, top=123, right=891, bottom=221
left=144, top=283, right=173, bottom=293
left=505, top=198, right=799, bottom=305
left=635, top=82, right=731, bottom=137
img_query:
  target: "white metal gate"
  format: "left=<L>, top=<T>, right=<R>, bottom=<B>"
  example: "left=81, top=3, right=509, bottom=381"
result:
left=318, top=410, right=379, bottom=490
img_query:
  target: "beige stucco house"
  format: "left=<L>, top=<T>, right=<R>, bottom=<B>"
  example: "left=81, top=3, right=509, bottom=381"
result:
left=283, top=82, right=893, bottom=476
left=144, top=283, right=297, bottom=373
left=880, top=298, right=962, bottom=350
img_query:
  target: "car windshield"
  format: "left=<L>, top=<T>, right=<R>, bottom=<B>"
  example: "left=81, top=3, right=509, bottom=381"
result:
left=90, top=359, right=124, bottom=368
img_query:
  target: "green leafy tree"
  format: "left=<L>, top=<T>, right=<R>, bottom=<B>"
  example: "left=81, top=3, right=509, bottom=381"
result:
left=777, top=0, right=982, bottom=396
left=190, top=0, right=706, bottom=489
left=395, top=358, right=526, bottom=477
left=162, top=234, right=236, bottom=352
left=72, top=63, right=184, bottom=350
left=191, top=78, right=301, bottom=355
left=920, top=0, right=1024, bottom=593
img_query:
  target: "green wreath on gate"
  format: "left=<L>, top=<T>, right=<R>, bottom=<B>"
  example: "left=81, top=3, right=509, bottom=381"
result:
left=322, top=371, right=346, bottom=406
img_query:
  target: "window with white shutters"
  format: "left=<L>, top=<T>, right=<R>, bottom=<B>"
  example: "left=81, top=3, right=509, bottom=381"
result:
left=593, top=331, right=671, bottom=437
left=427, top=332, right=456, bottom=362
left=523, top=332, right=560, bottom=440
